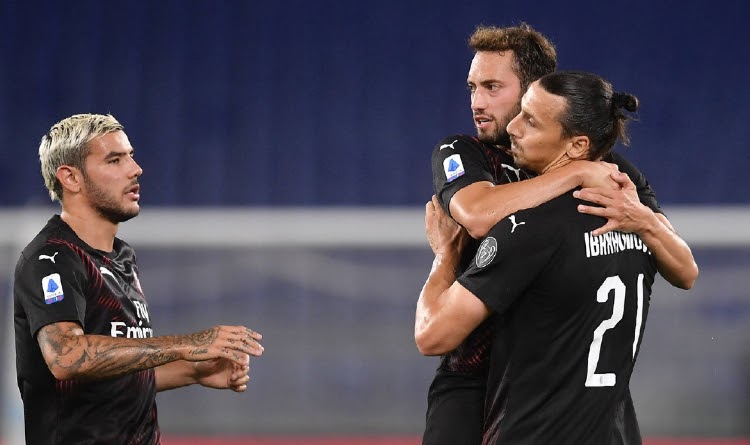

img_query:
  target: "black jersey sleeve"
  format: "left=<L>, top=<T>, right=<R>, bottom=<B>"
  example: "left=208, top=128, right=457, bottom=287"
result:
left=432, top=134, right=494, bottom=216
left=15, top=244, right=88, bottom=337
left=604, top=151, right=662, bottom=214
left=457, top=206, right=559, bottom=314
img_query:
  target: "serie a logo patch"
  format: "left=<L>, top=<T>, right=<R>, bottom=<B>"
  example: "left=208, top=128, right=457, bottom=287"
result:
left=443, top=154, right=465, bottom=182
left=41, top=273, right=65, bottom=304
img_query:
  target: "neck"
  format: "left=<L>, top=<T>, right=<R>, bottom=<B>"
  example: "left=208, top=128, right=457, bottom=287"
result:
left=60, top=204, right=118, bottom=252
left=540, top=152, right=574, bottom=175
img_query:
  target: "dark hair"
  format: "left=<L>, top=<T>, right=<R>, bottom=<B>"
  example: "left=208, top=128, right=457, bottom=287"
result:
left=469, top=23, right=557, bottom=92
left=537, top=71, right=639, bottom=160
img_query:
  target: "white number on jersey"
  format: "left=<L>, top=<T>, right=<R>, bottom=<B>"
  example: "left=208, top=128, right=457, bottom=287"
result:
left=585, top=274, right=644, bottom=387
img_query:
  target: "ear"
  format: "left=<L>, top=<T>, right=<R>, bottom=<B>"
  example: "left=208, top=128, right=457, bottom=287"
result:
left=56, top=165, right=84, bottom=196
left=566, top=135, right=590, bottom=160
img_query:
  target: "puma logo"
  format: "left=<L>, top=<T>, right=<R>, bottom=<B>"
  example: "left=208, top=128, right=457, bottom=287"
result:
left=501, top=164, right=523, bottom=182
left=39, top=252, right=59, bottom=263
left=439, top=140, right=458, bottom=150
left=509, top=215, right=526, bottom=233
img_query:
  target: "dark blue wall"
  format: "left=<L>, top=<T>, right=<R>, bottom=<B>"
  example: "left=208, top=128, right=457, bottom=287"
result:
left=1, top=0, right=748, bottom=206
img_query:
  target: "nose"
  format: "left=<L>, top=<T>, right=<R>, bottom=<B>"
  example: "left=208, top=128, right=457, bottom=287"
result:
left=471, top=88, right=487, bottom=112
left=130, top=157, right=143, bottom=178
left=507, top=113, right=521, bottom=138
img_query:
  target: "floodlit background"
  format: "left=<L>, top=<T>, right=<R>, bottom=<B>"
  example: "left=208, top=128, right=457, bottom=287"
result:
left=1, top=1, right=749, bottom=443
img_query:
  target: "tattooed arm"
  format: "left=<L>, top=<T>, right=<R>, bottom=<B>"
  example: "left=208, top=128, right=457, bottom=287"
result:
left=37, top=321, right=263, bottom=381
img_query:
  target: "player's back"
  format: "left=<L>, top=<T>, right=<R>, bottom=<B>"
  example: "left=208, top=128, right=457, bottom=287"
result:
left=474, top=192, right=657, bottom=445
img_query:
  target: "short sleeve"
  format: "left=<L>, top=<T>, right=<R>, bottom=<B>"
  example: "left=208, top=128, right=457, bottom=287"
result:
left=432, top=134, right=494, bottom=216
left=457, top=207, right=560, bottom=314
left=14, top=244, right=88, bottom=337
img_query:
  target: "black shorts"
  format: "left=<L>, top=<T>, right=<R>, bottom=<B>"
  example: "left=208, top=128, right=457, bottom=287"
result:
left=422, top=370, right=485, bottom=445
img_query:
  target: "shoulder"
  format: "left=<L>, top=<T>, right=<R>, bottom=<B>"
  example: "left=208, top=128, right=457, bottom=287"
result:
left=17, top=240, right=87, bottom=275
left=603, top=150, right=642, bottom=176
left=19, top=219, right=74, bottom=260
left=16, top=219, right=94, bottom=276
left=432, top=134, right=486, bottom=156
left=493, top=193, right=579, bottom=241
left=521, top=192, right=578, bottom=220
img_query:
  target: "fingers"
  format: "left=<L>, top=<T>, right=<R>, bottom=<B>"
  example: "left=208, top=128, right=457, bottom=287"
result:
left=590, top=221, right=617, bottom=237
left=573, top=189, right=614, bottom=207
left=231, top=384, right=248, bottom=393
left=577, top=205, right=619, bottom=236
left=427, top=195, right=444, bottom=216
left=426, top=195, right=438, bottom=209
left=222, top=326, right=264, bottom=358
left=196, top=326, right=265, bottom=365
left=611, top=171, right=636, bottom=190
left=425, top=196, right=437, bottom=224
left=230, top=363, right=250, bottom=392
left=576, top=204, right=607, bottom=218
left=231, top=372, right=250, bottom=385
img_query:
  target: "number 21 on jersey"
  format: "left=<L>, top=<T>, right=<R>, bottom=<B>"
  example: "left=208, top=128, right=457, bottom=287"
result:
left=585, top=274, right=645, bottom=387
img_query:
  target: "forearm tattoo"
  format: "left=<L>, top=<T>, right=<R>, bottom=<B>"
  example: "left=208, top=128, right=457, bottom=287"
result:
left=38, top=323, right=181, bottom=380
left=37, top=324, right=253, bottom=380
left=185, top=328, right=218, bottom=357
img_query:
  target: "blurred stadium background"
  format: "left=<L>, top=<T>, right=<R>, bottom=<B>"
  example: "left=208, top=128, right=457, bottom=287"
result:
left=1, top=1, right=749, bottom=444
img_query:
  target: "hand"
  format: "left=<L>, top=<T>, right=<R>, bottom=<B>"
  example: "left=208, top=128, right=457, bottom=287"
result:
left=425, top=195, right=469, bottom=256
left=574, top=171, right=655, bottom=236
left=194, top=358, right=251, bottom=392
left=181, top=325, right=263, bottom=368
left=576, top=160, right=621, bottom=191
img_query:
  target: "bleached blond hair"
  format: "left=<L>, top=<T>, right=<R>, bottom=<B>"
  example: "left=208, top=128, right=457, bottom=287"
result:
left=39, top=113, right=123, bottom=201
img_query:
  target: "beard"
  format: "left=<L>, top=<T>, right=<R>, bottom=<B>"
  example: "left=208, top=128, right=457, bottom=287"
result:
left=511, top=149, right=527, bottom=170
left=476, top=102, right=521, bottom=148
left=84, top=175, right=140, bottom=224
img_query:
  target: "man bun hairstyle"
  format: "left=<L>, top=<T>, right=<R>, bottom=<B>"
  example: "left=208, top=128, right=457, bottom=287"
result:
left=612, top=92, right=639, bottom=113
left=538, top=71, right=639, bottom=160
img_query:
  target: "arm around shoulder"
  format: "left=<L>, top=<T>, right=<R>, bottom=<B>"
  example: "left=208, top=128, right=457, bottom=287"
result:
left=451, top=162, right=602, bottom=238
left=574, top=172, right=698, bottom=290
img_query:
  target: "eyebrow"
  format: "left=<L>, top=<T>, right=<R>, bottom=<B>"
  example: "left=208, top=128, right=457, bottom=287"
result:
left=479, top=79, right=503, bottom=86
left=467, top=78, right=503, bottom=85
left=103, top=149, right=134, bottom=160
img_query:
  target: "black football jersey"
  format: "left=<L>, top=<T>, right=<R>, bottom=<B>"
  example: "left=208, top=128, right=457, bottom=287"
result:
left=426, top=135, right=661, bottom=445
left=458, top=192, right=657, bottom=445
left=14, top=215, right=160, bottom=445
left=431, top=135, right=529, bottom=375
left=432, top=134, right=531, bottom=218
left=430, top=135, right=661, bottom=376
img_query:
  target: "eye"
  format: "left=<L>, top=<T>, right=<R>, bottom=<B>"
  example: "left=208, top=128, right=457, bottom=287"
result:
left=108, top=158, right=120, bottom=164
left=467, top=84, right=476, bottom=93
